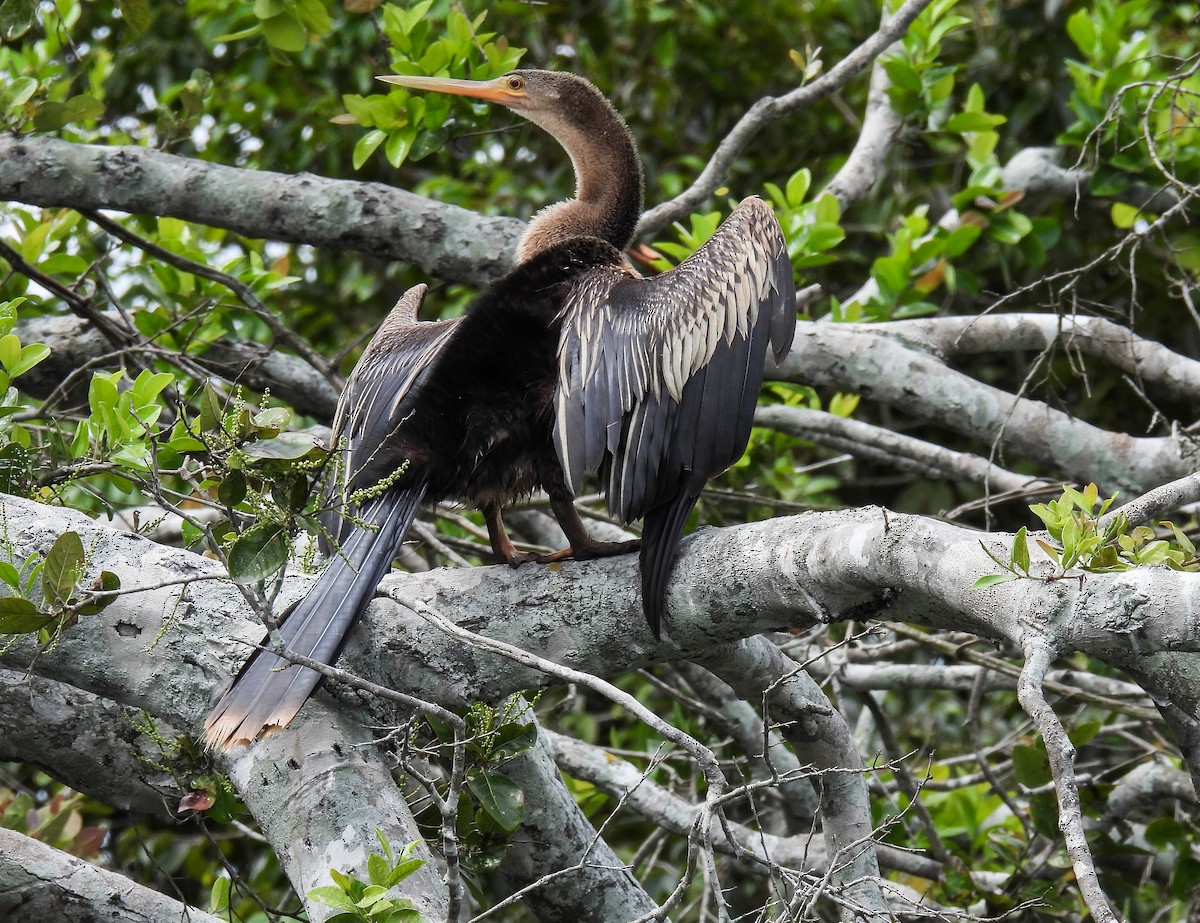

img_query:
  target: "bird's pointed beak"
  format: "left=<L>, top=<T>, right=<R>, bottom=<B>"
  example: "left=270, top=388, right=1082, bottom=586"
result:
left=376, top=74, right=524, bottom=107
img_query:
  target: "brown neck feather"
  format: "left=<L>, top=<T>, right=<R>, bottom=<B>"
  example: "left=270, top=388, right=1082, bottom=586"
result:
left=516, top=75, right=643, bottom=263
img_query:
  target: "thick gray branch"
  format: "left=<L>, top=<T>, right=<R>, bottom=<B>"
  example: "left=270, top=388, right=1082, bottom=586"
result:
left=890, top=313, right=1200, bottom=403
left=0, top=668, right=182, bottom=817
left=699, top=638, right=889, bottom=919
left=821, top=15, right=904, bottom=208
left=0, top=135, right=524, bottom=287
left=218, top=706, right=450, bottom=923
left=16, top=313, right=341, bottom=420
left=777, top=323, right=1197, bottom=493
left=755, top=403, right=1051, bottom=494
left=496, top=710, right=657, bottom=922
left=0, top=827, right=223, bottom=923
left=1, top=492, right=1198, bottom=915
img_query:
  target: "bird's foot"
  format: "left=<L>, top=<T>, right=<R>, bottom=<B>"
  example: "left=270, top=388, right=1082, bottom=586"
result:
left=536, top=538, right=641, bottom=563
left=497, top=548, right=542, bottom=568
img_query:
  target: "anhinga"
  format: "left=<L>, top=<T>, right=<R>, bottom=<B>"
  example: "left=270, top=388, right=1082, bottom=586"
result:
left=204, top=70, right=796, bottom=750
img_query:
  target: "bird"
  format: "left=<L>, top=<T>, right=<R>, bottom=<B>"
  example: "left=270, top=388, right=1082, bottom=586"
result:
left=204, top=69, right=796, bottom=750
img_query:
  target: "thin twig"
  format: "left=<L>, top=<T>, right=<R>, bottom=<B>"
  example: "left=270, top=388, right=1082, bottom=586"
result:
left=1016, top=641, right=1121, bottom=923
left=637, top=0, right=935, bottom=235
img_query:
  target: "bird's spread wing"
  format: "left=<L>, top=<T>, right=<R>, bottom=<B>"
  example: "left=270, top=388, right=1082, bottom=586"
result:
left=554, top=196, right=796, bottom=521
left=553, top=196, right=795, bottom=636
left=326, top=284, right=458, bottom=520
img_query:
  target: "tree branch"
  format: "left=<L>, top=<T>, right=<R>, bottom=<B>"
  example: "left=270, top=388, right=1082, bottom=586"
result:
left=0, top=492, right=1197, bottom=915
left=494, top=707, right=658, bottom=922
left=890, top=312, right=1200, bottom=402
left=0, top=135, right=524, bottom=287
left=776, top=323, right=1198, bottom=493
left=755, top=403, right=1054, bottom=494
left=547, top=728, right=941, bottom=881
left=0, top=668, right=182, bottom=818
left=637, top=0, right=936, bottom=235
left=0, top=826, right=224, bottom=923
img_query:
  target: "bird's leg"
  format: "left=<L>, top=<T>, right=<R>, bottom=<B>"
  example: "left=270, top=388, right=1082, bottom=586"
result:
left=484, top=502, right=535, bottom=568
left=537, top=497, right=640, bottom=563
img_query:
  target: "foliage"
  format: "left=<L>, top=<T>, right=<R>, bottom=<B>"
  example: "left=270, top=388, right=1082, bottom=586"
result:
left=342, top=4, right=524, bottom=169
left=977, top=484, right=1200, bottom=587
left=1, top=0, right=1199, bottom=920
left=0, top=525, right=121, bottom=641
left=0, top=778, right=106, bottom=858
left=307, top=833, right=429, bottom=923
left=425, top=697, right=537, bottom=871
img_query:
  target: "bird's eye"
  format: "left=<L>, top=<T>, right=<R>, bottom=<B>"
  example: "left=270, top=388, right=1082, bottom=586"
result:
left=506, top=75, right=524, bottom=91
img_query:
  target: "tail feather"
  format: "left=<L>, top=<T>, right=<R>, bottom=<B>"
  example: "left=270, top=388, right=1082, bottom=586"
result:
left=204, top=488, right=426, bottom=750
left=639, top=485, right=700, bottom=639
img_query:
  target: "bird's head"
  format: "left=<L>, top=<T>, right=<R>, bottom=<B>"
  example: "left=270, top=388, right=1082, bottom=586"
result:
left=376, top=69, right=603, bottom=132
left=377, top=68, right=643, bottom=255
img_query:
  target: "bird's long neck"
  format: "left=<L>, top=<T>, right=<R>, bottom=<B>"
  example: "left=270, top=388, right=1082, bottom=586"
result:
left=516, top=91, right=643, bottom=263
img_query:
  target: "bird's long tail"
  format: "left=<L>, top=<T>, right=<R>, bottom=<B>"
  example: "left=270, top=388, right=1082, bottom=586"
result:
left=204, top=487, right=426, bottom=750
left=639, top=486, right=700, bottom=639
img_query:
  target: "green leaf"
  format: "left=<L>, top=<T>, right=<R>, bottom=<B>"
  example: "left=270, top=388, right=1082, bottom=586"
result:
left=467, top=771, right=525, bottom=834
left=329, top=867, right=355, bottom=893
left=0, top=0, right=39, bottom=41
left=76, top=571, right=121, bottom=616
left=294, top=0, right=332, bottom=34
left=250, top=407, right=290, bottom=431
left=1110, top=201, right=1145, bottom=229
left=253, top=0, right=288, bottom=19
left=42, top=531, right=85, bottom=606
left=385, top=129, right=414, bottom=168
left=198, top=382, right=225, bottom=433
left=227, top=521, right=288, bottom=584
left=130, top=370, right=174, bottom=405
left=942, top=224, right=981, bottom=257
left=944, top=111, right=1003, bottom=133
left=208, top=876, right=231, bottom=914
left=1069, top=720, right=1102, bottom=748
left=217, top=471, right=248, bottom=507
left=973, top=573, right=1016, bottom=589
left=355, top=884, right=391, bottom=910
left=784, top=168, right=811, bottom=206
left=0, top=597, right=52, bottom=634
left=65, top=95, right=105, bottom=122
left=385, top=857, right=426, bottom=888
left=241, top=432, right=323, bottom=460
left=307, top=886, right=358, bottom=913
left=491, top=721, right=538, bottom=759
left=1011, top=743, right=1052, bottom=787
left=367, top=851, right=390, bottom=887
left=827, top=392, right=859, bottom=418
left=261, top=11, right=307, bottom=52
left=32, top=102, right=69, bottom=132
left=1172, top=854, right=1200, bottom=901
left=354, top=130, right=387, bottom=170
left=0, top=561, right=21, bottom=589
left=0, top=334, right=20, bottom=373
left=1066, top=8, right=1096, bottom=54
left=1011, top=527, right=1030, bottom=574
left=1029, top=789, right=1059, bottom=839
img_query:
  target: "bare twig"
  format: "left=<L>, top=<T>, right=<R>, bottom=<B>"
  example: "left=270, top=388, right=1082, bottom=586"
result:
left=1016, top=641, right=1121, bottom=923
left=637, top=0, right=936, bottom=235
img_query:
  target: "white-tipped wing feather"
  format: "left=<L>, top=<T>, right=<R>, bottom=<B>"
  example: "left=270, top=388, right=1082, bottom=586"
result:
left=554, top=196, right=796, bottom=524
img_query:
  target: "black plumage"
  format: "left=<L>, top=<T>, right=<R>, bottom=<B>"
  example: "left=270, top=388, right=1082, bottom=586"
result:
left=204, top=70, right=795, bottom=749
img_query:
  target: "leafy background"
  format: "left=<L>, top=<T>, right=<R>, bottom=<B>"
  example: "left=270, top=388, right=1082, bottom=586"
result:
left=1, top=0, right=1198, bottom=919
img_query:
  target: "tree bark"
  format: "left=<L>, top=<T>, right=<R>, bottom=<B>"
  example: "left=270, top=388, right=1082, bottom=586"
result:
left=0, top=135, right=524, bottom=287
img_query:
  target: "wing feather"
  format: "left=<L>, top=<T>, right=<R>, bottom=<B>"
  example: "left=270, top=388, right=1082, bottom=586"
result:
left=552, top=196, right=796, bottom=630
left=322, top=284, right=458, bottom=546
